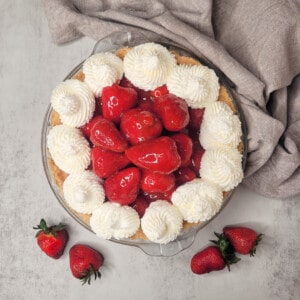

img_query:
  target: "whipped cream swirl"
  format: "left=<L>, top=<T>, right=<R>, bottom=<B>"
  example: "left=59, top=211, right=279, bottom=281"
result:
left=123, top=43, right=176, bottom=91
left=200, top=104, right=242, bottom=149
left=47, top=124, right=90, bottom=174
left=171, top=179, right=223, bottom=222
left=51, top=79, right=95, bottom=128
left=83, top=52, right=123, bottom=97
left=63, top=170, right=105, bottom=214
left=141, top=200, right=183, bottom=244
left=200, top=148, right=243, bottom=191
left=167, top=64, right=219, bottom=108
left=90, top=202, right=140, bottom=240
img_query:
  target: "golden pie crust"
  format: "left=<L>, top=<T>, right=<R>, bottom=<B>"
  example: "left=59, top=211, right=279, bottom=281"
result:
left=47, top=48, right=242, bottom=241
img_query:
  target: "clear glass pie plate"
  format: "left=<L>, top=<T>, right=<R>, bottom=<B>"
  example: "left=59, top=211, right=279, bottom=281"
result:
left=41, top=31, right=247, bottom=257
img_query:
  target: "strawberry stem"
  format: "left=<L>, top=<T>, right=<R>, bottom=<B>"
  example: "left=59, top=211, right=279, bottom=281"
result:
left=33, top=219, right=66, bottom=237
left=80, top=264, right=101, bottom=285
left=250, top=233, right=263, bottom=257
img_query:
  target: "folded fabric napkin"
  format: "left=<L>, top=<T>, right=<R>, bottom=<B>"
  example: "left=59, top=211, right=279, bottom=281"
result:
left=42, top=0, right=300, bottom=199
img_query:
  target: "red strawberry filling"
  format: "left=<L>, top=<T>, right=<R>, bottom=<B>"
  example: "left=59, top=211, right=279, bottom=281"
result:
left=81, top=78, right=206, bottom=216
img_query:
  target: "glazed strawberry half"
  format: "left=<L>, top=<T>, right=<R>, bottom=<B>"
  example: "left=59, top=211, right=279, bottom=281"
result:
left=33, top=219, right=68, bottom=259
left=69, top=244, right=103, bottom=285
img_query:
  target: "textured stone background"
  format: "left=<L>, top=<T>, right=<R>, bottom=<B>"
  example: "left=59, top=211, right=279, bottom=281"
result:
left=0, top=1, right=299, bottom=299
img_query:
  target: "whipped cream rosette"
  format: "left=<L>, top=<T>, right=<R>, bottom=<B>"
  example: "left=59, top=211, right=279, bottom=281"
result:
left=47, top=124, right=90, bottom=174
left=51, top=79, right=95, bottom=127
left=167, top=64, right=220, bottom=108
left=200, top=102, right=242, bottom=149
left=123, top=42, right=176, bottom=91
left=141, top=200, right=183, bottom=244
left=171, top=179, right=223, bottom=223
left=90, top=202, right=140, bottom=240
left=83, top=52, right=123, bottom=97
left=63, top=170, right=105, bottom=214
left=200, top=147, right=244, bottom=192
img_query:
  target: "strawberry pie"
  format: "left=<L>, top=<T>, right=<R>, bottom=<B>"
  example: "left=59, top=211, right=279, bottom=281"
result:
left=46, top=42, right=244, bottom=244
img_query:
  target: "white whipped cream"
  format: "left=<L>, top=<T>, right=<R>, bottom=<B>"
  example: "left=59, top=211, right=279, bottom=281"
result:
left=47, top=124, right=90, bottom=174
left=51, top=79, right=95, bottom=128
left=141, top=200, right=183, bottom=244
left=200, top=148, right=243, bottom=191
left=63, top=170, right=105, bottom=214
left=90, top=202, right=140, bottom=240
left=204, top=101, right=233, bottom=116
left=200, top=107, right=242, bottom=149
left=123, top=43, right=176, bottom=91
left=83, top=52, right=123, bottom=97
left=167, top=64, right=219, bottom=108
left=171, top=179, right=223, bottom=222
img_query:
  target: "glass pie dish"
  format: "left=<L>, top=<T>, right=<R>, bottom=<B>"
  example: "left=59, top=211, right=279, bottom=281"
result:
left=41, top=31, right=247, bottom=257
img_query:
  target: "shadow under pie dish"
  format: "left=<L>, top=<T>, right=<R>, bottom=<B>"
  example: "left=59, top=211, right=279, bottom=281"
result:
left=42, top=31, right=247, bottom=256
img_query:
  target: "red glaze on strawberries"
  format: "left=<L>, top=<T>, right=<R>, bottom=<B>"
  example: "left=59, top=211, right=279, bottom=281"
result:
left=90, top=117, right=128, bottom=152
left=171, top=133, right=193, bottom=167
left=101, top=84, right=138, bottom=123
left=91, top=147, right=130, bottom=179
left=125, top=136, right=181, bottom=174
left=104, top=167, right=141, bottom=205
left=120, top=108, right=163, bottom=144
left=154, top=94, right=189, bottom=131
left=131, top=196, right=149, bottom=217
left=175, top=167, right=196, bottom=185
left=188, top=108, right=205, bottom=132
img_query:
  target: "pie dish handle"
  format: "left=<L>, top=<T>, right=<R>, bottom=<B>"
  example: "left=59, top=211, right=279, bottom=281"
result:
left=134, top=228, right=197, bottom=257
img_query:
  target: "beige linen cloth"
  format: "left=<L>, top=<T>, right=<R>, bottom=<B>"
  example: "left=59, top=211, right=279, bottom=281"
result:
left=42, top=0, right=300, bottom=199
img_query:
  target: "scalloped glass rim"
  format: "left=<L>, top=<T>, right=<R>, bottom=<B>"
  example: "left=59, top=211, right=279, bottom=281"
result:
left=41, top=31, right=247, bottom=257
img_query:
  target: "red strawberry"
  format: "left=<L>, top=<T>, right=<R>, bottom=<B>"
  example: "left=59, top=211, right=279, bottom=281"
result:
left=125, top=136, right=181, bottom=174
left=120, top=108, right=162, bottom=145
left=138, top=89, right=153, bottom=102
left=69, top=244, right=103, bottom=285
left=171, top=133, right=193, bottom=167
left=101, top=84, right=138, bottom=123
left=141, top=188, right=175, bottom=203
left=151, top=84, right=169, bottom=98
left=174, top=167, right=196, bottom=185
left=137, top=98, right=155, bottom=112
left=81, top=115, right=103, bottom=139
left=223, top=226, right=263, bottom=256
left=190, top=143, right=205, bottom=174
left=131, top=196, right=149, bottom=217
left=153, top=94, right=189, bottom=131
left=104, top=167, right=141, bottom=205
left=191, top=246, right=226, bottom=275
left=90, top=117, right=128, bottom=152
left=91, top=147, right=130, bottom=178
left=33, top=219, right=68, bottom=259
left=188, top=108, right=205, bottom=132
left=140, top=169, right=175, bottom=193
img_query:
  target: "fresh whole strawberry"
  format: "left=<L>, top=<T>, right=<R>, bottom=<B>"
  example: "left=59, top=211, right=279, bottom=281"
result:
left=191, top=246, right=226, bottom=275
left=125, top=136, right=181, bottom=174
left=90, top=116, right=128, bottom=152
left=131, top=196, right=149, bottom=217
left=223, top=226, right=263, bottom=256
left=101, top=84, right=138, bottom=123
left=171, top=133, right=193, bottom=167
left=33, top=219, right=68, bottom=259
left=140, top=169, right=175, bottom=193
left=81, top=115, right=103, bottom=139
left=91, top=147, right=130, bottom=178
left=69, top=244, right=103, bottom=285
left=104, top=167, right=141, bottom=205
left=153, top=94, right=189, bottom=131
left=120, top=108, right=162, bottom=144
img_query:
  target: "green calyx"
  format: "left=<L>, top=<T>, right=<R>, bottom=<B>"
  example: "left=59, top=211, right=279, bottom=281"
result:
left=80, top=264, right=101, bottom=285
left=33, top=218, right=65, bottom=237
left=250, top=233, right=263, bottom=257
left=211, top=232, right=240, bottom=271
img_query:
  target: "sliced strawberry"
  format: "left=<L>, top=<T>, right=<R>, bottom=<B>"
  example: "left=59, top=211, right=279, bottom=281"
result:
left=90, top=117, right=128, bottom=152
left=91, top=147, right=130, bottom=179
left=104, top=167, right=140, bottom=205
left=151, top=84, right=169, bottom=98
left=140, top=169, right=175, bottom=193
left=120, top=108, right=162, bottom=145
left=101, top=84, right=138, bottom=123
left=125, top=136, right=181, bottom=174
left=171, top=133, right=193, bottom=167
left=175, top=167, right=196, bottom=185
left=131, top=196, right=149, bottom=218
left=81, top=115, right=103, bottom=139
left=153, top=94, right=189, bottom=131
left=188, top=108, right=205, bottom=132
